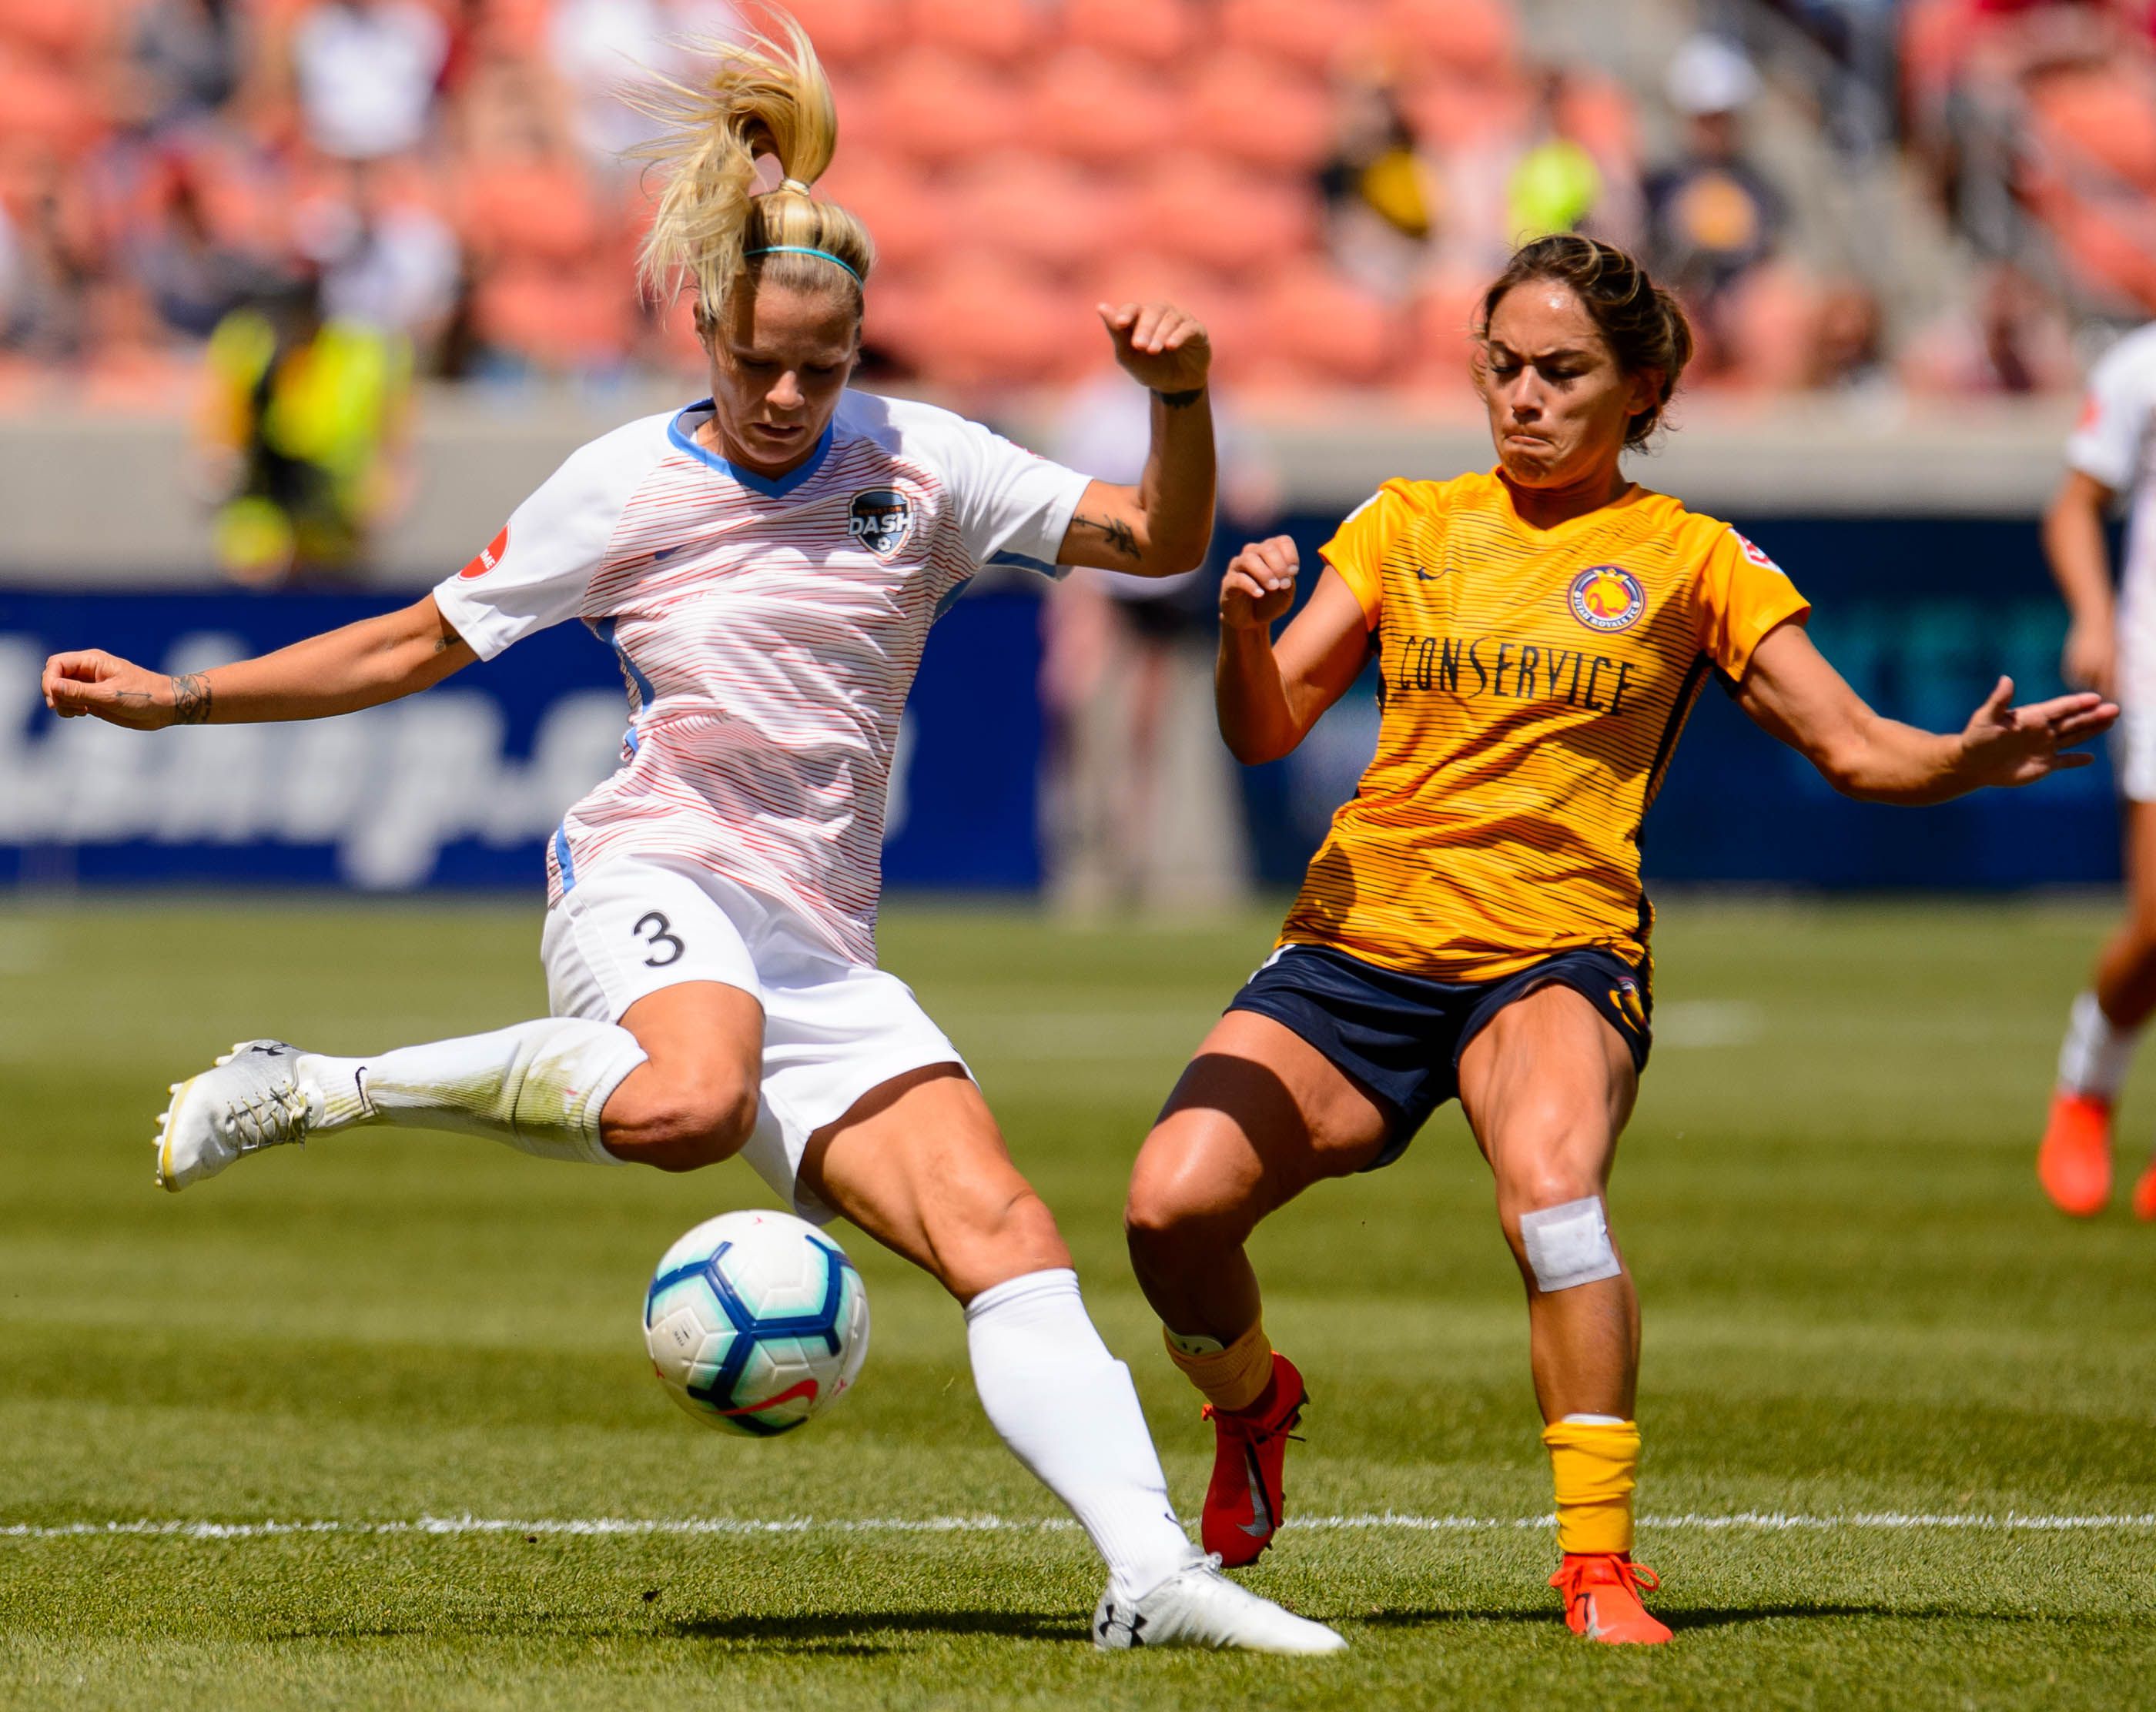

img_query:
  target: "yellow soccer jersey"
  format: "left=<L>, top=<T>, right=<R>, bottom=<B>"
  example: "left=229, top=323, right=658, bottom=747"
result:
left=1279, top=470, right=1810, bottom=984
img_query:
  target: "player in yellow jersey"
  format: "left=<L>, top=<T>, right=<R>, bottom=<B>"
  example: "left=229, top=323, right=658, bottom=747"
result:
left=1121, top=235, right=2116, bottom=1645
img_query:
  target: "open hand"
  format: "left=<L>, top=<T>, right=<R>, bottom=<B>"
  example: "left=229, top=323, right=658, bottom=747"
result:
left=1220, top=536, right=1299, bottom=631
left=1957, top=675, right=2118, bottom=787
left=41, top=650, right=195, bottom=730
left=1097, top=300, right=1210, bottom=396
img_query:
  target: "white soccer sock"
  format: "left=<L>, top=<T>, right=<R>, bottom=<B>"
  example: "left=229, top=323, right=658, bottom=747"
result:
left=299, top=1018, right=647, bottom=1167
left=2057, top=991, right=2139, bottom=1101
left=965, top=1268, right=1200, bottom=1603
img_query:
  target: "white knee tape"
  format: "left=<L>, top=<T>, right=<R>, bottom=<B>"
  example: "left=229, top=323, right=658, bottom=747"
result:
left=1518, top=1197, right=1622, bottom=1293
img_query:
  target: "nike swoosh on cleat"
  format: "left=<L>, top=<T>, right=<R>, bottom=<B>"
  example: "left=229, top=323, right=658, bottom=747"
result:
left=1240, top=1446, right=1274, bottom=1538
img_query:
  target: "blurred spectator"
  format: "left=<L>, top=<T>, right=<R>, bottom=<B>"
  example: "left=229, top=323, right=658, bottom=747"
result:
left=300, top=163, right=460, bottom=355
left=1040, top=369, right=1279, bottom=917
left=1318, top=77, right=1438, bottom=299
left=290, top=0, right=450, bottom=162
left=128, top=152, right=266, bottom=339
left=202, top=271, right=413, bottom=583
left=1508, top=69, right=1607, bottom=244
left=1900, top=260, right=2078, bottom=393
left=1644, top=35, right=1787, bottom=359
left=548, top=0, right=745, bottom=169
left=120, top=0, right=249, bottom=138
left=1, top=155, right=102, bottom=362
left=1810, top=277, right=1897, bottom=397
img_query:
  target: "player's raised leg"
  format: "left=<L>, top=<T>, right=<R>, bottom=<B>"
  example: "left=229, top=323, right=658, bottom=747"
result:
left=154, top=980, right=765, bottom=1190
left=800, top=1062, right=1345, bottom=1655
left=1123, top=1011, right=1390, bottom=1567
left=2044, top=801, right=2156, bottom=1215
left=1456, top=981, right=1669, bottom=1646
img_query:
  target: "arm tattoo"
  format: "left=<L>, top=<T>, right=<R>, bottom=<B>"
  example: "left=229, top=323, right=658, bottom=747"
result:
left=1077, top=511, right=1141, bottom=563
left=169, top=673, right=213, bottom=724
left=1151, top=386, right=1205, bottom=410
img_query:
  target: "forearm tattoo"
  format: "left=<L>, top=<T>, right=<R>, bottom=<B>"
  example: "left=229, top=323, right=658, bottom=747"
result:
left=170, top=673, right=213, bottom=724
left=1151, top=386, right=1205, bottom=410
left=1076, top=512, right=1141, bottom=563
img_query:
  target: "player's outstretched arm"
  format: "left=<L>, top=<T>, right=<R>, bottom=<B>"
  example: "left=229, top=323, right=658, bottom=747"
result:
left=1215, top=538, right=1371, bottom=764
left=1056, top=300, right=1216, bottom=577
left=41, top=595, right=475, bottom=730
left=1736, top=619, right=2118, bottom=805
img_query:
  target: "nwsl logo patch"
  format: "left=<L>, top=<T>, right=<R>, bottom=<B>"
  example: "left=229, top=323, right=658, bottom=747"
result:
left=1567, top=565, right=1645, bottom=634
left=847, top=487, right=913, bottom=560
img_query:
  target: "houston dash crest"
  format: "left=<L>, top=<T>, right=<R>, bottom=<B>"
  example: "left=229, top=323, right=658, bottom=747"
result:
left=847, top=487, right=914, bottom=560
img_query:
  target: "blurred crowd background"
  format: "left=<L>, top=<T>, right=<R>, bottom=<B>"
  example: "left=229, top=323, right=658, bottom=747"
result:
left=5, top=0, right=2152, bottom=409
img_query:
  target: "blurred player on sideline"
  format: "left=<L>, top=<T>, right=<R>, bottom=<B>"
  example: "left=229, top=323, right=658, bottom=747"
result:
left=1121, top=234, right=2115, bottom=1646
left=2040, top=322, right=2156, bottom=1220
left=39, top=18, right=1339, bottom=1658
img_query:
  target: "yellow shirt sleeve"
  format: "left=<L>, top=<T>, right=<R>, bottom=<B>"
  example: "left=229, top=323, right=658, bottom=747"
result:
left=1697, top=525, right=1810, bottom=679
left=1318, top=483, right=1405, bottom=630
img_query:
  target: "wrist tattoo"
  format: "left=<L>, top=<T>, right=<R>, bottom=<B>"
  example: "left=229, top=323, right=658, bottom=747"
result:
left=1076, top=511, right=1140, bottom=563
left=1151, top=386, right=1205, bottom=410
left=170, top=673, right=213, bottom=724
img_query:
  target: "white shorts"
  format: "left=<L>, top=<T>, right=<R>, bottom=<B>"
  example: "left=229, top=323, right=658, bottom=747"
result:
left=541, top=856, right=967, bottom=1222
left=2116, top=607, right=2156, bottom=800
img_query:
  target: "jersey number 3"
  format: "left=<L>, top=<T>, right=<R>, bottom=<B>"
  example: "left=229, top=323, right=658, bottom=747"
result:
left=634, top=911, right=685, bottom=968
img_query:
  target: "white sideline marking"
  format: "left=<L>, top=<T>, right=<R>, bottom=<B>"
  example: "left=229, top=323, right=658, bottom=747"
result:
left=2, top=1511, right=2152, bottom=1544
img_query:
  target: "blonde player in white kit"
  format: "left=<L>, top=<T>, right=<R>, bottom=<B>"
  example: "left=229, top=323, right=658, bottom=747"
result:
left=38, top=21, right=1342, bottom=1657
left=2041, top=320, right=2156, bottom=1222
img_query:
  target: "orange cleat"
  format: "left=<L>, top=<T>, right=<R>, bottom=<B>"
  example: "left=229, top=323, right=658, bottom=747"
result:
left=2038, top=1091, right=2114, bottom=1217
left=1199, top=1353, right=1304, bottom=1568
left=1551, top=1552, right=1672, bottom=1645
left=2133, top=1158, right=2156, bottom=1222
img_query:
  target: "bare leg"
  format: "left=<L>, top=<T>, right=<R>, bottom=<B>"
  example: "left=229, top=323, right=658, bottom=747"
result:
left=598, top=981, right=765, bottom=1171
left=1123, top=1011, right=1391, bottom=1342
left=1455, top=984, right=1639, bottom=1421
left=2093, top=800, right=2156, bottom=1028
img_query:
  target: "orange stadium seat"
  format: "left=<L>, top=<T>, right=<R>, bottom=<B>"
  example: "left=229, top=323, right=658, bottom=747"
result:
left=1554, top=70, right=1640, bottom=170
left=1136, top=154, right=1318, bottom=273
left=892, top=252, right=1083, bottom=388
left=1401, top=65, right=1532, bottom=152
left=457, top=157, right=608, bottom=266
left=812, top=155, right=955, bottom=273
left=1399, top=266, right=1491, bottom=396
left=788, top=0, right=893, bottom=65
left=1060, top=0, right=1197, bottom=68
left=946, top=155, right=1116, bottom=274
left=1248, top=259, right=1397, bottom=389
left=1382, top=0, right=1518, bottom=77
left=866, top=48, right=1026, bottom=166
left=0, top=0, right=119, bottom=63
left=474, top=261, right=636, bottom=372
left=0, top=46, right=102, bottom=158
left=900, top=0, right=1044, bottom=65
left=2027, top=66, right=2156, bottom=192
left=1024, top=50, right=1187, bottom=168
left=1220, top=0, right=1381, bottom=69
left=1186, top=50, right=1338, bottom=175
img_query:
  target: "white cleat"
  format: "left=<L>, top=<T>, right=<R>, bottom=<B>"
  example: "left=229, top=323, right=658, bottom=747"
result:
left=1093, top=1556, right=1348, bottom=1655
left=155, top=1040, right=321, bottom=1192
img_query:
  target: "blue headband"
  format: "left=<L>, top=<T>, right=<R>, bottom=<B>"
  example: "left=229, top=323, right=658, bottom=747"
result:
left=746, top=245, right=863, bottom=285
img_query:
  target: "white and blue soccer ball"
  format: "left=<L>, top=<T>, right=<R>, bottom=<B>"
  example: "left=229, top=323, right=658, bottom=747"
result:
left=643, top=1210, right=870, bottom=1437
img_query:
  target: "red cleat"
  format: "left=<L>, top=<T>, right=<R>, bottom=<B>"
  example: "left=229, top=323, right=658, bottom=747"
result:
left=1199, top=1353, right=1304, bottom=1568
left=1551, top=1552, right=1672, bottom=1645
left=2133, top=1158, right=2156, bottom=1223
left=2038, top=1091, right=2113, bottom=1217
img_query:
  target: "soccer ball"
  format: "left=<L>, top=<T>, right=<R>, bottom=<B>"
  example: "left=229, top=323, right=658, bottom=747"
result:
left=643, top=1210, right=870, bottom=1436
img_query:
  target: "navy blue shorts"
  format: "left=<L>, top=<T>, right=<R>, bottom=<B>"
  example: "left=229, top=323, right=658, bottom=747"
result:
left=1227, top=943, right=1652, bottom=1169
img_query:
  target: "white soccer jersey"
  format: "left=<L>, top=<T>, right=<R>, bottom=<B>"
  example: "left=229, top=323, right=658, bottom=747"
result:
left=434, top=390, right=1090, bottom=965
left=2070, top=325, right=2156, bottom=663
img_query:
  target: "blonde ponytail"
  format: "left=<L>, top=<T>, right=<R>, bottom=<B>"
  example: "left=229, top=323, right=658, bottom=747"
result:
left=630, top=12, right=875, bottom=333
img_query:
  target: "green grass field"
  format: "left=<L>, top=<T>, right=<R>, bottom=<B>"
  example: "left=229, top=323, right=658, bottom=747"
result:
left=2, top=894, right=2152, bottom=1710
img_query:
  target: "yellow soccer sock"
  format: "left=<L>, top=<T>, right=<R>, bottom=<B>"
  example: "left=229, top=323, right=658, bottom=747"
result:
left=1163, top=1321, right=1274, bottom=1414
left=1542, top=1416, right=1640, bottom=1555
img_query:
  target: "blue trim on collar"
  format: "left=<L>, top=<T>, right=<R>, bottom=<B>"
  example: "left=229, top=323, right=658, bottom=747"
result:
left=668, top=400, right=834, bottom=497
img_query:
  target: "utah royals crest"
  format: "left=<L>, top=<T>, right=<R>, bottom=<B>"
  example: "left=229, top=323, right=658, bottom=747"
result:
left=847, top=487, right=914, bottom=560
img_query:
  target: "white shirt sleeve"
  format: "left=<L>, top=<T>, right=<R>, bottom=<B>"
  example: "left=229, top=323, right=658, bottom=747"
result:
left=431, top=436, right=634, bottom=660
left=2066, top=333, right=2156, bottom=494
left=940, top=413, right=1093, bottom=577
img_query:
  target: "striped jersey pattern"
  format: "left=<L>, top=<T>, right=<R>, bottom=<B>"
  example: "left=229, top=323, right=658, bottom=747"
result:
left=1280, top=470, right=1810, bottom=984
left=434, top=390, right=1088, bottom=966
